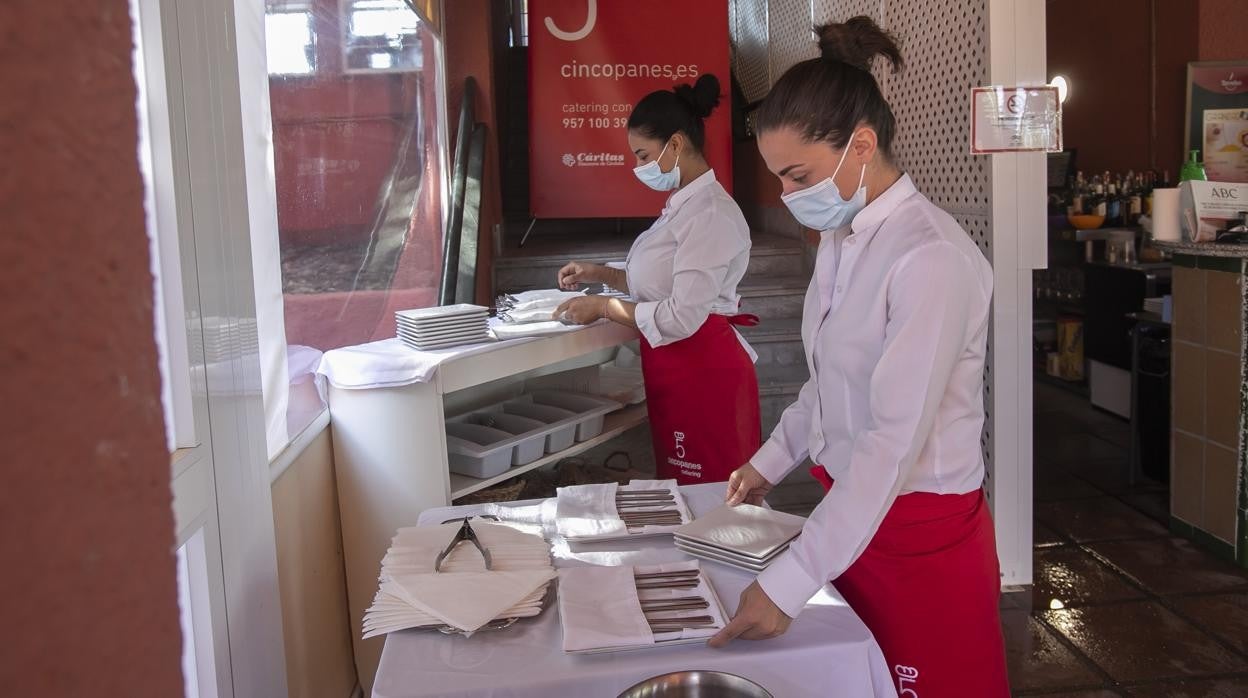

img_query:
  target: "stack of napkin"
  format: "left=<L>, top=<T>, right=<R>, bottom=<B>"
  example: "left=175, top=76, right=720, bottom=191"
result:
left=362, top=521, right=555, bottom=638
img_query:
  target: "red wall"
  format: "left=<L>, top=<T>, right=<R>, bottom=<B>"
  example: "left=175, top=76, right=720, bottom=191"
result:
left=270, top=0, right=424, bottom=243
left=0, top=2, right=183, bottom=695
left=1198, top=0, right=1248, bottom=61
left=1155, top=1, right=1202, bottom=172
left=1046, top=0, right=1198, bottom=174
left=1046, top=0, right=1247, bottom=175
left=445, top=0, right=503, bottom=304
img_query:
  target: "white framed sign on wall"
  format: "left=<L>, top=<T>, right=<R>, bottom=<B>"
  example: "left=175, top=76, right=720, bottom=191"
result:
left=971, top=85, right=1063, bottom=154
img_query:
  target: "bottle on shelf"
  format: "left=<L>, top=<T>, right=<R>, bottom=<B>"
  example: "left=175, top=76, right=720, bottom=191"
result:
left=1089, top=177, right=1107, bottom=218
left=1133, top=174, right=1146, bottom=224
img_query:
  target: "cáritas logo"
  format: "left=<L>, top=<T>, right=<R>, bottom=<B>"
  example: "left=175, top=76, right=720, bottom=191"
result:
left=562, top=152, right=625, bottom=167
left=1221, top=72, right=1243, bottom=92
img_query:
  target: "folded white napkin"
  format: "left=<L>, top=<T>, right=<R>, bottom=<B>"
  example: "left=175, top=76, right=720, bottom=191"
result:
left=362, top=582, right=547, bottom=638
left=504, top=289, right=585, bottom=304
left=555, top=482, right=623, bottom=539
left=508, top=294, right=584, bottom=312
left=557, top=565, right=653, bottom=653
left=500, top=307, right=561, bottom=324
left=361, top=521, right=554, bottom=637
left=385, top=568, right=555, bottom=633
left=490, top=320, right=583, bottom=340
left=555, top=479, right=691, bottom=542
left=558, top=560, right=726, bottom=653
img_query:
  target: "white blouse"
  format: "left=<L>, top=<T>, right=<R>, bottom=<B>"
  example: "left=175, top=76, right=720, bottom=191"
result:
left=751, top=174, right=994, bottom=618
left=624, top=170, right=752, bottom=349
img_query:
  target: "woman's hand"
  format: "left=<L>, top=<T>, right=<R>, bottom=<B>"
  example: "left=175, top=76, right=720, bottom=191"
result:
left=557, top=261, right=605, bottom=289
left=725, top=462, right=773, bottom=506
left=554, top=295, right=608, bottom=325
left=708, top=581, right=793, bottom=648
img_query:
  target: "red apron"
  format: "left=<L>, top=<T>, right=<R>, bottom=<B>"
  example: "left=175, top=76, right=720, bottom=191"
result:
left=812, top=467, right=1010, bottom=698
left=640, top=314, right=761, bottom=484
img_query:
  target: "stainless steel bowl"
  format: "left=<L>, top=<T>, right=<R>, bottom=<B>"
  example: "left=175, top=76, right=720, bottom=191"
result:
left=617, top=671, right=772, bottom=698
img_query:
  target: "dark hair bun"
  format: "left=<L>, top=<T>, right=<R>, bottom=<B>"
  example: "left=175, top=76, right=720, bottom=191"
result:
left=673, top=74, right=721, bottom=119
left=817, top=16, right=902, bottom=73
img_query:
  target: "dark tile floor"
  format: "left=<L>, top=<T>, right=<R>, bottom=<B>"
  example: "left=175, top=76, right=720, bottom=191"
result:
left=1009, top=383, right=1248, bottom=696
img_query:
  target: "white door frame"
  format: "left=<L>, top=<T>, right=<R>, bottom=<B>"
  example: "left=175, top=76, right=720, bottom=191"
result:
left=132, top=0, right=289, bottom=694
left=987, top=0, right=1047, bottom=587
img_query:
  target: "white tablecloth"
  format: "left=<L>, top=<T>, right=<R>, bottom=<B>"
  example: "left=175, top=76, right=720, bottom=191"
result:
left=373, top=484, right=896, bottom=698
left=317, top=318, right=598, bottom=390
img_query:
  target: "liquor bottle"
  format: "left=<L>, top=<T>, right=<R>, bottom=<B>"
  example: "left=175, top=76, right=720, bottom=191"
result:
left=1069, top=171, right=1086, bottom=215
left=1106, top=179, right=1122, bottom=226
left=1088, top=178, right=1107, bottom=219
left=1128, top=174, right=1143, bottom=225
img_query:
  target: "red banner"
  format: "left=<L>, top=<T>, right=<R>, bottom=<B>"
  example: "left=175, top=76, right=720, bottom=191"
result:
left=528, top=0, right=732, bottom=218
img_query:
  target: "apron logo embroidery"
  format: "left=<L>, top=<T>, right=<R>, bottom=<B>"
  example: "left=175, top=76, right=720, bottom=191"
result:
left=668, top=431, right=702, bottom=479
left=895, top=665, right=919, bottom=697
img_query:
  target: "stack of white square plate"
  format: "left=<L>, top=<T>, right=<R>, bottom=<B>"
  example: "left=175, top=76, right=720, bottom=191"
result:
left=395, top=304, right=491, bottom=351
left=673, top=504, right=805, bottom=573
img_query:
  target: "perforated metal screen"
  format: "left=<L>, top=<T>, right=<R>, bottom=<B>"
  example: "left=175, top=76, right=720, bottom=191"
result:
left=729, top=0, right=997, bottom=502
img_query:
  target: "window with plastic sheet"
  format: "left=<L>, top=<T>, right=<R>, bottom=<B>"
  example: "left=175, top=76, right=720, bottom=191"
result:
left=264, top=0, right=447, bottom=432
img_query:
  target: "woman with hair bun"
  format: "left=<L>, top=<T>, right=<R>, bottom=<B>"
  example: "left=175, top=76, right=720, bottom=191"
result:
left=555, top=74, right=760, bottom=485
left=710, top=17, right=1009, bottom=696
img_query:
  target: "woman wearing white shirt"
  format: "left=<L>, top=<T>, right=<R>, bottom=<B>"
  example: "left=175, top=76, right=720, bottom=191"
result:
left=554, top=74, right=760, bottom=485
left=709, top=18, right=1009, bottom=697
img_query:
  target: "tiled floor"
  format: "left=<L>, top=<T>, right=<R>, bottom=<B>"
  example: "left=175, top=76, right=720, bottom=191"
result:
left=1009, top=382, right=1248, bottom=696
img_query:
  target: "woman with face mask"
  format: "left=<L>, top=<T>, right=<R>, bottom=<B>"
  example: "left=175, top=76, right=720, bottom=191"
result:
left=553, top=74, right=760, bottom=485
left=707, top=17, right=1009, bottom=697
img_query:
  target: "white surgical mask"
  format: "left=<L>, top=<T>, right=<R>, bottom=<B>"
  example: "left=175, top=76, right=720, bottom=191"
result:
left=781, top=136, right=868, bottom=231
left=633, top=141, right=681, bottom=191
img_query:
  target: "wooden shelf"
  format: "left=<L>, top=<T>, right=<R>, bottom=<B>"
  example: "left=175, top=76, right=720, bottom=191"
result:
left=449, top=402, right=649, bottom=499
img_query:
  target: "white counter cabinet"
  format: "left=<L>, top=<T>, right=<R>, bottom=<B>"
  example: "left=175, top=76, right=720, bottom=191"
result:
left=327, top=322, right=646, bottom=691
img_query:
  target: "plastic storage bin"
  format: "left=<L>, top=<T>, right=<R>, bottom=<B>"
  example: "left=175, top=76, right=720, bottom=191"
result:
left=527, top=390, right=622, bottom=441
left=501, top=401, right=578, bottom=452
left=460, top=412, right=549, bottom=466
left=444, top=423, right=515, bottom=478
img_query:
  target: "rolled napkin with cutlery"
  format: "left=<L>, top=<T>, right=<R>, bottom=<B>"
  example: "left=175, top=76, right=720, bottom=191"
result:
left=495, top=289, right=586, bottom=324
left=555, top=479, right=692, bottom=542
left=557, top=560, right=728, bottom=654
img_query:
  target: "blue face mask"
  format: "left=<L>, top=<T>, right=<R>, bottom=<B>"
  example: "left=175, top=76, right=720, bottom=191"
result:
left=633, top=141, right=681, bottom=192
left=780, top=137, right=868, bottom=231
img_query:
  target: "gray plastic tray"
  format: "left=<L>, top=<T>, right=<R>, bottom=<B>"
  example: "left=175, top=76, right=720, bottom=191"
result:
left=526, top=390, right=622, bottom=441
left=501, top=401, right=578, bottom=453
left=444, top=423, right=515, bottom=478
left=459, top=412, right=549, bottom=465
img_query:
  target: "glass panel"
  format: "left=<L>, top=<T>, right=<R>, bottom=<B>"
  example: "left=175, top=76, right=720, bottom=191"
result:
left=264, top=0, right=445, bottom=359
left=266, top=10, right=316, bottom=75
left=343, top=0, right=423, bottom=73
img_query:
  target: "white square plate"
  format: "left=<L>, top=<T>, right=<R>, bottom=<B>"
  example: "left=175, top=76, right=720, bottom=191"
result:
left=396, top=322, right=489, bottom=340
left=395, top=304, right=489, bottom=322
left=397, top=331, right=490, bottom=349
left=397, top=314, right=488, bottom=331
left=673, top=535, right=789, bottom=564
left=673, top=504, right=804, bottom=559
left=674, top=541, right=773, bottom=573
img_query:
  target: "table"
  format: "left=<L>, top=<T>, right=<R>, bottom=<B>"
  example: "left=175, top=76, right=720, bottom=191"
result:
left=372, top=484, right=895, bottom=698
left=326, top=320, right=641, bottom=689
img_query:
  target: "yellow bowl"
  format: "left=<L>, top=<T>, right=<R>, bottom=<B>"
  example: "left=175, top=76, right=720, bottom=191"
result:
left=1068, top=214, right=1105, bottom=230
